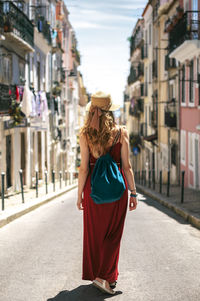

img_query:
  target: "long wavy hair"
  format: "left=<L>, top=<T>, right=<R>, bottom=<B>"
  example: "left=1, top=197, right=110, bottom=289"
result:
left=80, top=107, right=116, bottom=157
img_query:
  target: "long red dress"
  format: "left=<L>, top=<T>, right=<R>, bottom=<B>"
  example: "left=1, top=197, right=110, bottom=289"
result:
left=82, top=141, right=128, bottom=283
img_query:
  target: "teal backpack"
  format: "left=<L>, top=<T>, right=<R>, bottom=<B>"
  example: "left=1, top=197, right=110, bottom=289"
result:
left=90, top=129, right=126, bottom=204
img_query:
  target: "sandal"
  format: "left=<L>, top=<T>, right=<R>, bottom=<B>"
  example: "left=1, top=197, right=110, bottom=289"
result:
left=93, top=279, right=115, bottom=295
left=110, top=281, right=117, bottom=289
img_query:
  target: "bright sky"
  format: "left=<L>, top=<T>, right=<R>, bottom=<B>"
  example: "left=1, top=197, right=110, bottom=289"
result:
left=65, top=0, right=147, bottom=106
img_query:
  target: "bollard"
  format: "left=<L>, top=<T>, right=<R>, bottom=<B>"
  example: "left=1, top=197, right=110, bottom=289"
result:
left=36, top=170, right=38, bottom=198
left=138, top=171, right=140, bottom=184
left=52, top=170, right=55, bottom=192
left=159, top=171, right=162, bottom=194
left=153, top=169, right=155, bottom=190
left=59, top=171, right=62, bottom=189
left=149, top=170, right=151, bottom=188
left=19, top=169, right=24, bottom=203
left=65, top=170, right=67, bottom=186
left=167, top=170, right=170, bottom=197
left=45, top=170, right=48, bottom=194
left=1, top=172, right=5, bottom=211
left=181, top=170, right=185, bottom=203
left=144, top=170, right=146, bottom=186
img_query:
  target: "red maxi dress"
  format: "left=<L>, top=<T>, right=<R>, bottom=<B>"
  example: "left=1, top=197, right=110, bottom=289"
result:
left=82, top=140, right=128, bottom=284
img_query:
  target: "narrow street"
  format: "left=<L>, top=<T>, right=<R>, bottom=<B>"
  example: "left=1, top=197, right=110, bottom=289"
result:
left=0, top=189, right=200, bottom=301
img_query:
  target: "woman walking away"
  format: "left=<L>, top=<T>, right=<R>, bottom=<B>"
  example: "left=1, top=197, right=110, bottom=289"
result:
left=77, top=91, right=137, bottom=295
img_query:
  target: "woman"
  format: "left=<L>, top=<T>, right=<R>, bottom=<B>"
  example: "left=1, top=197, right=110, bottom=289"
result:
left=77, top=91, right=137, bottom=295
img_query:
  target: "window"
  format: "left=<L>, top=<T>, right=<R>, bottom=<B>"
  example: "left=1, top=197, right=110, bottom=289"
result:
left=189, top=60, right=194, bottom=103
left=181, top=130, right=186, bottom=163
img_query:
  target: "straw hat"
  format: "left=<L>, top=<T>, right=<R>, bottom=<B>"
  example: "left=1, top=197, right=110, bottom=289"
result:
left=86, top=91, right=120, bottom=112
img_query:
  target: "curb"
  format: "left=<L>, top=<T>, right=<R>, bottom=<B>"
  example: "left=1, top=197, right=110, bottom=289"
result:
left=0, top=184, right=78, bottom=229
left=137, top=185, right=200, bottom=231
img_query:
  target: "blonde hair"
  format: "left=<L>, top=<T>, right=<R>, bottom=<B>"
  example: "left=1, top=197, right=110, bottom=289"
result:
left=80, top=107, right=116, bottom=157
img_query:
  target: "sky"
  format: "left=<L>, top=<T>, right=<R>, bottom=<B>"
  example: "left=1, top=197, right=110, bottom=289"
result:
left=65, top=0, right=147, bottom=106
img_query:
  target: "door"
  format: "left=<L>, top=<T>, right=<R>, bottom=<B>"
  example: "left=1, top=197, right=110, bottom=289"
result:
left=6, top=135, right=12, bottom=188
left=195, top=139, right=199, bottom=188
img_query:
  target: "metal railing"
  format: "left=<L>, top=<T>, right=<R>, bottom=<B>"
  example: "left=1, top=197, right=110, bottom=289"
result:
left=169, top=11, right=200, bottom=54
left=1, top=170, right=79, bottom=211
left=34, top=13, right=52, bottom=45
left=3, top=1, right=34, bottom=47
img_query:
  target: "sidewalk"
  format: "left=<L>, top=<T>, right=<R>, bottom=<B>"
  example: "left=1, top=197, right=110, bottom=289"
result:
left=0, top=179, right=78, bottom=228
left=136, top=182, right=200, bottom=230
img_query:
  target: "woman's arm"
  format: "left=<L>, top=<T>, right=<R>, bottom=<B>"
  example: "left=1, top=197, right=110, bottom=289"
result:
left=77, top=134, right=90, bottom=210
left=121, top=128, right=137, bottom=211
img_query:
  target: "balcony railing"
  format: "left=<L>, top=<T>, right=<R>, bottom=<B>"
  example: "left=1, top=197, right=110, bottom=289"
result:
left=137, top=98, right=144, bottom=113
left=169, top=11, right=200, bottom=54
left=141, top=44, right=148, bottom=59
left=0, top=84, right=14, bottom=114
left=165, top=55, right=176, bottom=70
left=165, top=111, right=177, bottom=128
left=35, top=14, right=51, bottom=45
left=140, top=122, right=147, bottom=137
left=128, top=64, right=144, bottom=85
left=130, top=29, right=143, bottom=55
left=2, top=1, right=34, bottom=48
left=0, top=2, right=3, bottom=29
left=129, top=103, right=140, bottom=118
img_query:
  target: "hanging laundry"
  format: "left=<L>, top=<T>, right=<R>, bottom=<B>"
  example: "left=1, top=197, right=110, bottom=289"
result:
left=30, top=92, right=37, bottom=117
left=36, top=93, right=41, bottom=117
left=40, top=91, right=49, bottom=122
left=21, top=85, right=32, bottom=117
left=15, top=86, right=20, bottom=103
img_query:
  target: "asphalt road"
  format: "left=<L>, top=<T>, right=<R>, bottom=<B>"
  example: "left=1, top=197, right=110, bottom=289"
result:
left=0, top=189, right=200, bottom=301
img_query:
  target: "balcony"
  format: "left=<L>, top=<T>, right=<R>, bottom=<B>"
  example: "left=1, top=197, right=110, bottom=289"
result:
left=34, top=14, right=51, bottom=45
left=0, top=84, right=12, bottom=114
left=165, top=111, right=177, bottom=128
left=2, top=1, right=34, bottom=52
left=141, top=44, right=148, bottom=59
left=169, top=11, right=200, bottom=62
left=137, top=98, right=144, bottom=113
left=128, top=63, right=144, bottom=85
left=129, top=103, right=140, bottom=118
left=140, top=122, right=147, bottom=137
left=130, top=28, right=143, bottom=56
left=165, top=55, right=176, bottom=70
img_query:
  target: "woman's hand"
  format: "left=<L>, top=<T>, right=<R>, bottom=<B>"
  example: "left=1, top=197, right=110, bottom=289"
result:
left=77, top=198, right=84, bottom=210
left=129, top=196, right=137, bottom=211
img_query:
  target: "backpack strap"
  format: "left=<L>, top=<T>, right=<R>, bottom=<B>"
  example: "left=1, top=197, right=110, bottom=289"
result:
left=109, top=128, right=121, bottom=153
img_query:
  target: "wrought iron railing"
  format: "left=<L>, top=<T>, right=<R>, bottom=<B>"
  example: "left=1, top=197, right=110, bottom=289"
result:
left=165, top=111, right=177, bottom=128
left=137, top=98, right=144, bottom=112
left=130, top=29, right=143, bottom=55
left=128, top=64, right=144, bottom=85
left=141, top=44, right=148, bottom=59
left=0, top=83, right=14, bottom=114
left=0, top=1, right=3, bottom=29
left=3, top=1, right=34, bottom=47
left=35, top=14, right=51, bottom=45
left=140, top=122, right=147, bottom=137
left=169, top=11, right=200, bottom=54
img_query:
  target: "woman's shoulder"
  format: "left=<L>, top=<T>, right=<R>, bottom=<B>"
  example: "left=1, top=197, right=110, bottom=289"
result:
left=117, top=125, right=128, bottom=143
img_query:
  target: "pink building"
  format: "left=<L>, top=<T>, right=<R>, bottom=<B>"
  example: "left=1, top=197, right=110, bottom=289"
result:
left=169, top=0, right=200, bottom=189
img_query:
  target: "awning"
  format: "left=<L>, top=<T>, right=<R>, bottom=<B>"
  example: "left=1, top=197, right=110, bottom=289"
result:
left=143, top=134, right=158, bottom=142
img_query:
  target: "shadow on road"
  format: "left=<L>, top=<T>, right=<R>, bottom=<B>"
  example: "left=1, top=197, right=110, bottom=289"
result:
left=47, top=284, right=122, bottom=301
left=139, top=193, right=189, bottom=225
